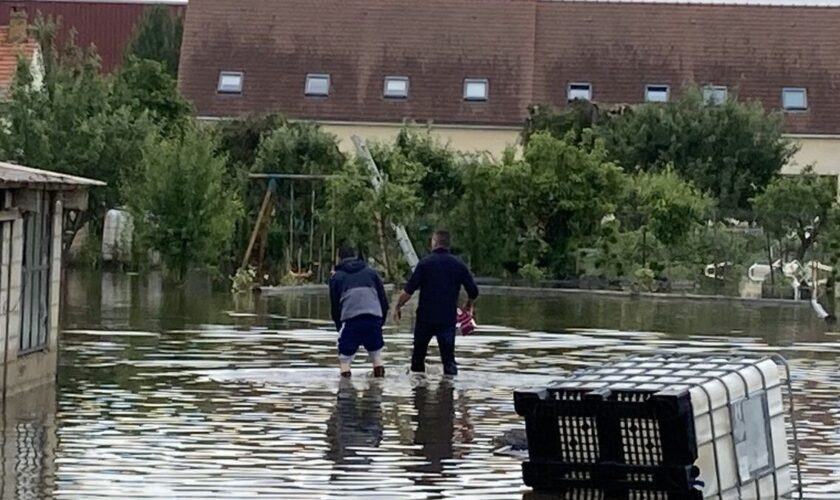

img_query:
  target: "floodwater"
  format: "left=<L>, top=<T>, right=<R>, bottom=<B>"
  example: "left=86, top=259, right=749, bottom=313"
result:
left=3, top=270, right=840, bottom=499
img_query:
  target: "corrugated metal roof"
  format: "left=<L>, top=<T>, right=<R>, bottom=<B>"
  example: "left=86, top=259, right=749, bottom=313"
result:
left=0, top=162, right=105, bottom=189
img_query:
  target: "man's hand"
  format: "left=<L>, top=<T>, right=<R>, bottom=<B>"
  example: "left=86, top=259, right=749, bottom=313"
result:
left=464, top=298, right=476, bottom=315
left=394, top=291, right=412, bottom=323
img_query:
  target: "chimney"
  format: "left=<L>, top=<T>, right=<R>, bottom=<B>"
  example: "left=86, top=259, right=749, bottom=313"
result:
left=8, top=7, right=27, bottom=44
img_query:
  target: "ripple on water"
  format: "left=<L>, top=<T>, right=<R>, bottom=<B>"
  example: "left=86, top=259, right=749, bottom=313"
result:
left=10, top=278, right=837, bottom=498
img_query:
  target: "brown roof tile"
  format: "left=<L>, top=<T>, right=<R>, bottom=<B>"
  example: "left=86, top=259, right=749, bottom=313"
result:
left=0, top=1, right=186, bottom=73
left=535, top=1, right=840, bottom=135
left=179, top=0, right=537, bottom=126
left=179, top=0, right=840, bottom=134
left=0, top=26, right=38, bottom=96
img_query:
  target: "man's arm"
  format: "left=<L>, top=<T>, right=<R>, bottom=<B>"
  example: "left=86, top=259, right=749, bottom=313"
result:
left=394, top=291, right=412, bottom=322
left=395, top=263, right=422, bottom=321
left=328, top=276, right=342, bottom=330
left=462, top=265, right=479, bottom=313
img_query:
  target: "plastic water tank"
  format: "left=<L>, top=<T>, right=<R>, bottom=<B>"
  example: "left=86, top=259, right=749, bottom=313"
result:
left=101, top=209, right=133, bottom=263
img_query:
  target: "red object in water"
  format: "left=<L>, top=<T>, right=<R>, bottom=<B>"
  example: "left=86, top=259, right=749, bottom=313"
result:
left=456, top=308, right=477, bottom=335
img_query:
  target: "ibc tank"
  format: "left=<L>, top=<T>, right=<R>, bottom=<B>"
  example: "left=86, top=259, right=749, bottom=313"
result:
left=101, top=209, right=133, bottom=263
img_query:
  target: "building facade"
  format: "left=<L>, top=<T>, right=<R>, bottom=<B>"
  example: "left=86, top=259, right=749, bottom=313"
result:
left=179, top=0, right=840, bottom=174
left=0, top=162, right=102, bottom=398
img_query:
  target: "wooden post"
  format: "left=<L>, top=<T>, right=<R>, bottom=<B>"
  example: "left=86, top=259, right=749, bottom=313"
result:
left=241, top=185, right=274, bottom=270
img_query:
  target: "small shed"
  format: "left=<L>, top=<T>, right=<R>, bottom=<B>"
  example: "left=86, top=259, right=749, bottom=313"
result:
left=0, top=161, right=103, bottom=398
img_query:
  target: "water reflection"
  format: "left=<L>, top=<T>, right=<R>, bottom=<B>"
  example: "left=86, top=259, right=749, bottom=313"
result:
left=412, top=380, right=454, bottom=474
left=40, top=271, right=840, bottom=497
left=327, top=378, right=384, bottom=465
left=0, top=384, right=56, bottom=500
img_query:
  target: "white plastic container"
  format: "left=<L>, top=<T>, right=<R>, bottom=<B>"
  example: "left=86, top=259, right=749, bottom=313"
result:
left=543, top=355, right=796, bottom=499
left=101, top=209, right=133, bottom=263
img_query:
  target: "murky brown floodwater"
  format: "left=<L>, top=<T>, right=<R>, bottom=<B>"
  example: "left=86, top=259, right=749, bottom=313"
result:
left=3, top=270, right=840, bottom=499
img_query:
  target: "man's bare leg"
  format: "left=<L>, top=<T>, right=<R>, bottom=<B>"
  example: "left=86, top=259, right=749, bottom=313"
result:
left=370, top=349, right=384, bottom=377
left=339, top=353, right=354, bottom=378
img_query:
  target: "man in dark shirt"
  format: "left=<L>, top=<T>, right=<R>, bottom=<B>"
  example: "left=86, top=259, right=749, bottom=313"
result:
left=330, top=245, right=389, bottom=378
left=394, top=230, right=479, bottom=376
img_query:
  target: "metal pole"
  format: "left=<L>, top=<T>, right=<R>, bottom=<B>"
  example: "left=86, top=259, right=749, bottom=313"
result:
left=309, top=189, right=315, bottom=270
left=288, top=182, right=294, bottom=272
left=351, top=135, right=420, bottom=270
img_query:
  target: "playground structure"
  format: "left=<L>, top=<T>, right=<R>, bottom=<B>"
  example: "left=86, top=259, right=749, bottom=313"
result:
left=239, top=174, right=335, bottom=286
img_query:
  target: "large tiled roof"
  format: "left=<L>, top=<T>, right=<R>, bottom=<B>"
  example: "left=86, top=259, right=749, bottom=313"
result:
left=179, top=0, right=840, bottom=134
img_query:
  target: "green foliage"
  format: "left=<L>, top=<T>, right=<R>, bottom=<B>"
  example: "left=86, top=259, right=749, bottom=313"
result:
left=619, top=167, right=712, bottom=248
left=447, top=155, right=519, bottom=275
left=752, top=170, right=837, bottom=260
left=253, top=122, right=345, bottom=175
left=0, top=35, right=157, bottom=249
left=217, top=114, right=288, bottom=171
left=394, top=129, right=462, bottom=220
left=249, top=122, right=345, bottom=275
left=124, top=126, right=242, bottom=280
left=124, top=5, right=183, bottom=77
left=511, top=131, right=624, bottom=275
left=599, top=88, right=796, bottom=218
left=519, top=262, right=547, bottom=286
left=110, top=56, right=191, bottom=131
left=327, top=141, right=423, bottom=279
left=522, top=101, right=601, bottom=146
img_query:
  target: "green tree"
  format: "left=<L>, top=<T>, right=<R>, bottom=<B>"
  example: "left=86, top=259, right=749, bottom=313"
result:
left=393, top=129, right=462, bottom=220
left=599, top=88, right=796, bottom=218
left=752, top=170, right=836, bottom=261
left=124, top=126, right=242, bottom=280
left=124, top=5, right=183, bottom=77
left=217, top=114, right=288, bottom=172
left=110, top=56, right=191, bottom=132
left=521, top=100, right=602, bottom=146
left=327, top=143, right=423, bottom=280
left=618, top=167, right=712, bottom=267
left=509, top=131, right=624, bottom=276
left=0, top=39, right=156, bottom=252
left=447, top=154, right=519, bottom=275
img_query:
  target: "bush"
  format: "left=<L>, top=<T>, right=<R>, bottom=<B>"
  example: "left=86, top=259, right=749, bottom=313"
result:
left=124, top=125, right=242, bottom=280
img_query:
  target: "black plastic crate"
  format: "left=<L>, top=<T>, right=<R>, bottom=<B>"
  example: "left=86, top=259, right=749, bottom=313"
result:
left=514, top=384, right=703, bottom=499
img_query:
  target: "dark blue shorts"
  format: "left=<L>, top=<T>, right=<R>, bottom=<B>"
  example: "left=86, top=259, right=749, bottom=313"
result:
left=338, top=315, right=384, bottom=357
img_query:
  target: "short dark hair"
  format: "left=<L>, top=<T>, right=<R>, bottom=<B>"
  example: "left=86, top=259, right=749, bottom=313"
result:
left=338, top=244, right=356, bottom=260
left=433, top=230, right=451, bottom=248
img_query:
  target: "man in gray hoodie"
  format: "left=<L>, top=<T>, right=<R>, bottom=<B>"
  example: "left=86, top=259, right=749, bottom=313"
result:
left=329, top=245, right=389, bottom=378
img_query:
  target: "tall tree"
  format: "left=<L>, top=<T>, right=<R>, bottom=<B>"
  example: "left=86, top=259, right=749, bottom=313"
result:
left=599, top=88, right=797, bottom=219
left=124, top=5, right=183, bottom=77
left=111, top=56, right=191, bottom=132
left=509, top=131, right=624, bottom=276
left=124, top=126, right=242, bottom=280
left=752, top=169, right=836, bottom=261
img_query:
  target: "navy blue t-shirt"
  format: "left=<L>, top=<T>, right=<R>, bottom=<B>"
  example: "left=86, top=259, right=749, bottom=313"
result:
left=404, top=248, right=479, bottom=326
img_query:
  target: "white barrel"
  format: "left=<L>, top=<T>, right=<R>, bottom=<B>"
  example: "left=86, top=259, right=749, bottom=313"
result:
left=101, top=209, right=133, bottom=263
